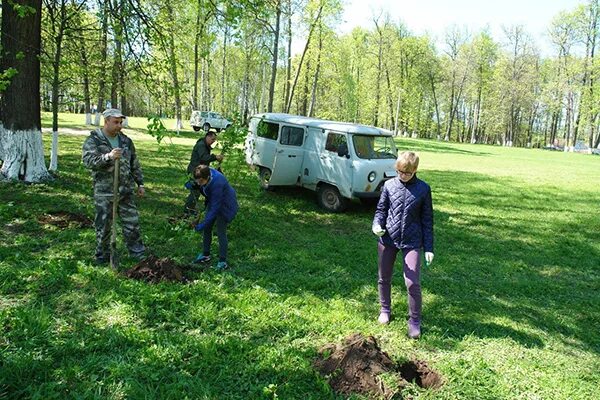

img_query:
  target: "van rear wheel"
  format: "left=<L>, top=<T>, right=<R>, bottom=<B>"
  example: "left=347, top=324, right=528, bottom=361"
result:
left=317, top=184, right=348, bottom=213
left=259, top=167, right=274, bottom=191
left=192, top=126, right=201, bottom=132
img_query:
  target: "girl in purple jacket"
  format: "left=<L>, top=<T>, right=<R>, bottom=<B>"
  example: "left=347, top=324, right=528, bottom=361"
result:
left=372, top=151, right=434, bottom=338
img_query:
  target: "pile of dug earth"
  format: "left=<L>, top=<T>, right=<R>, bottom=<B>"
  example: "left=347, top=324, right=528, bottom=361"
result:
left=124, top=256, right=189, bottom=283
left=315, top=333, right=443, bottom=399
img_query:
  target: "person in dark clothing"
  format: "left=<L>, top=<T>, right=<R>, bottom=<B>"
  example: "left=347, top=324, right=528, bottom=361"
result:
left=184, top=130, right=224, bottom=215
left=372, top=151, right=434, bottom=339
left=191, top=165, right=238, bottom=270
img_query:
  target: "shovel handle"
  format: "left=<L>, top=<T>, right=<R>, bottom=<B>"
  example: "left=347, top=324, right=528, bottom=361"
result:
left=110, top=157, right=120, bottom=269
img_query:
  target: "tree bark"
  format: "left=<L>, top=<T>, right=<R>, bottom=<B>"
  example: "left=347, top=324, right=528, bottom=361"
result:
left=308, top=24, right=322, bottom=117
left=267, top=0, right=281, bottom=113
left=286, top=4, right=323, bottom=113
left=165, top=2, right=182, bottom=130
left=94, top=0, right=109, bottom=125
left=0, top=0, right=50, bottom=182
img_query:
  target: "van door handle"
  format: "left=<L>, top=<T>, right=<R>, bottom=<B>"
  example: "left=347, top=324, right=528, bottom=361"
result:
left=288, top=155, right=296, bottom=158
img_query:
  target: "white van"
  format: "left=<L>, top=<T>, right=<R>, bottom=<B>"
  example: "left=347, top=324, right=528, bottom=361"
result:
left=189, top=111, right=232, bottom=132
left=244, top=113, right=398, bottom=212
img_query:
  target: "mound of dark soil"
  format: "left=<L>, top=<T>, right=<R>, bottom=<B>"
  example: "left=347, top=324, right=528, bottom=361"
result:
left=315, top=333, right=443, bottom=399
left=38, top=211, right=93, bottom=229
left=124, top=256, right=189, bottom=283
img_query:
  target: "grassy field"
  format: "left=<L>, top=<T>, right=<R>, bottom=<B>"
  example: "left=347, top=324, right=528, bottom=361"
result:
left=1, top=114, right=599, bottom=399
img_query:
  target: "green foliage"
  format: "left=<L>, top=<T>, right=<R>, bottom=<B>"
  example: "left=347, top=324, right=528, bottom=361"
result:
left=0, top=68, right=18, bottom=92
left=8, top=0, right=37, bottom=18
left=1, top=123, right=600, bottom=398
left=146, top=115, right=170, bottom=145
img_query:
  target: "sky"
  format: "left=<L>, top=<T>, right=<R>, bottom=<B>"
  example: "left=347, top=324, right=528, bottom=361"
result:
left=326, top=0, right=583, bottom=56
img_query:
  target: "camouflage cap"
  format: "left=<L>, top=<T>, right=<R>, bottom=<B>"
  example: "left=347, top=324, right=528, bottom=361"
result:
left=102, top=108, right=126, bottom=119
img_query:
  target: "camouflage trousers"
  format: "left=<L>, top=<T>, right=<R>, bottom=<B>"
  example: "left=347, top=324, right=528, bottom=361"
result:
left=94, top=194, right=145, bottom=259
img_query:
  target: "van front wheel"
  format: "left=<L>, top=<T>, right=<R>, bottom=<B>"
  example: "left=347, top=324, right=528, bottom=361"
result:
left=317, top=184, right=348, bottom=213
left=259, top=167, right=274, bottom=191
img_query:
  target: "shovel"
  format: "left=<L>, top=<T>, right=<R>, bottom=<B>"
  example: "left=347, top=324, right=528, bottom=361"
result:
left=110, top=157, right=120, bottom=269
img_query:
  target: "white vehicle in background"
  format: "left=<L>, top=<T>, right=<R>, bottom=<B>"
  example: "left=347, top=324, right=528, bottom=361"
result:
left=189, top=111, right=232, bottom=132
left=244, top=113, right=398, bottom=212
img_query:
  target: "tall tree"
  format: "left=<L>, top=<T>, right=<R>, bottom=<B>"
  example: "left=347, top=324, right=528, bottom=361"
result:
left=0, top=0, right=51, bottom=182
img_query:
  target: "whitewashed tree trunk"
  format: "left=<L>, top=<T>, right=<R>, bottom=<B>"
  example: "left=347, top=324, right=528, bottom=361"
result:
left=122, top=117, right=129, bottom=128
left=94, top=112, right=102, bottom=126
left=49, top=130, right=59, bottom=171
left=85, top=113, right=92, bottom=125
left=0, top=125, right=51, bottom=182
left=175, top=118, right=183, bottom=132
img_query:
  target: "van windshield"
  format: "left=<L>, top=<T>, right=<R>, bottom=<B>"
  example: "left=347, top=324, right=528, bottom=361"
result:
left=352, top=135, right=397, bottom=159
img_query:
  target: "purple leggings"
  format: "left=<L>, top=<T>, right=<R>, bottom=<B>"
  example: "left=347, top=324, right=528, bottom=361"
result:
left=377, top=243, right=421, bottom=322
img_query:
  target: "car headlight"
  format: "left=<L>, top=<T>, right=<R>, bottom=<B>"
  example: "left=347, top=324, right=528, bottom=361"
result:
left=368, top=171, right=376, bottom=182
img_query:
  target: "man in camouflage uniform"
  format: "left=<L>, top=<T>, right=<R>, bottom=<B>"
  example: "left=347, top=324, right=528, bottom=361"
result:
left=82, top=108, right=146, bottom=264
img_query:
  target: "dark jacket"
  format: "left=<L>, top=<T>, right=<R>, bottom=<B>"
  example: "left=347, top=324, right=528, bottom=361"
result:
left=196, top=168, right=238, bottom=231
left=82, top=129, right=144, bottom=196
left=187, top=137, right=217, bottom=173
left=373, top=175, right=433, bottom=252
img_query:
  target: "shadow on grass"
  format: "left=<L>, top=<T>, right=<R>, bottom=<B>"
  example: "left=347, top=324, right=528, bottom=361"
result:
left=396, top=137, right=493, bottom=156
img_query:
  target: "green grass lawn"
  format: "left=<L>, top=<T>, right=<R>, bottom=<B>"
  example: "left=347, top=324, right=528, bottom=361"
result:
left=1, top=117, right=599, bottom=399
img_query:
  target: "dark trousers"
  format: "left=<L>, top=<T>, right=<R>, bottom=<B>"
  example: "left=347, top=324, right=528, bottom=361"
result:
left=377, top=243, right=421, bottom=322
left=203, top=216, right=228, bottom=262
left=184, top=183, right=203, bottom=213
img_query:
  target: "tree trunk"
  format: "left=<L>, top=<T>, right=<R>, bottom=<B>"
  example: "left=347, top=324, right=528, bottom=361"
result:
left=0, top=0, right=50, bottom=182
left=164, top=2, right=182, bottom=130
left=373, top=20, right=383, bottom=127
left=429, top=72, right=441, bottom=139
left=47, top=0, right=68, bottom=172
left=283, top=0, right=292, bottom=112
left=94, top=0, right=109, bottom=125
left=221, top=23, right=229, bottom=113
left=193, top=0, right=204, bottom=110
left=81, top=46, right=92, bottom=125
left=286, top=5, right=322, bottom=113
left=308, top=24, right=322, bottom=117
left=384, top=65, right=395, bottom=131
left=267, top=0, right=281, bottom=113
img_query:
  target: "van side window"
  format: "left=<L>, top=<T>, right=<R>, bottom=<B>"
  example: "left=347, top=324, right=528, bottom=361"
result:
left=280, top=126, right=304, bottom=146
left=257, top=121, right=279, bottom=140
left=325, top=132, right=347, bottom=153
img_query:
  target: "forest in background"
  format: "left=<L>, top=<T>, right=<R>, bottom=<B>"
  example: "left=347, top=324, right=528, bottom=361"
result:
left=8, top=0, right=600, bottom=149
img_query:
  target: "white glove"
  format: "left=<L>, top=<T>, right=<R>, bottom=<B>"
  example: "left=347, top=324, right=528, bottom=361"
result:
left=425, top=252, right=434, bottom=266
left=372, top=224, right=385, bottom=237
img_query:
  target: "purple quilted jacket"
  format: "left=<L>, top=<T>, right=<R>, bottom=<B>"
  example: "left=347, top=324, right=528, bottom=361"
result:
left=372, top=175, right=434, bottom=252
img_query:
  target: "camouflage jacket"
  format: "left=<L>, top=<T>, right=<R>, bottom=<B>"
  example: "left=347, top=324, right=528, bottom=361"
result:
left=82, top=129, right=144, bottom=196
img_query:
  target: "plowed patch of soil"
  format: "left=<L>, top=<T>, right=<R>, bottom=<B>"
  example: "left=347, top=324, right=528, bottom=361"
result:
left=38, top=211, right=93, bottom=229
left=124, top=256, right=189, bottom=283
left=315, top=333, right=443, bottom=399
